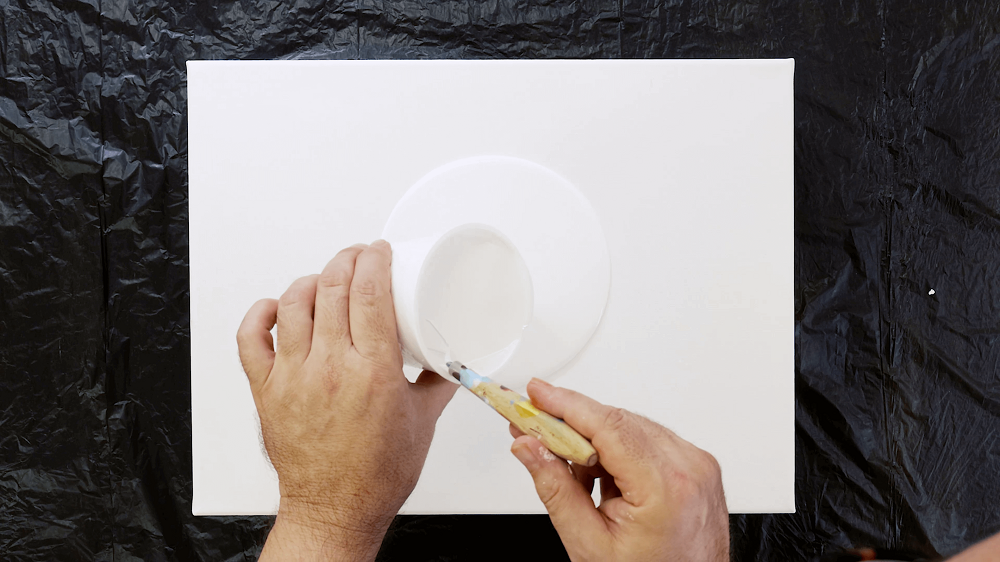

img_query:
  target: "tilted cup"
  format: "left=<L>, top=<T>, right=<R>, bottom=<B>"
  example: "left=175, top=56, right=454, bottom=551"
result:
left=389, top=223, right=534, bottom=381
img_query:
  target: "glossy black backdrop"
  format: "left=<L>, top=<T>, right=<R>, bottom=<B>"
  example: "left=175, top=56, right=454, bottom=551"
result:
left=2, top=1, right=999, bottom=560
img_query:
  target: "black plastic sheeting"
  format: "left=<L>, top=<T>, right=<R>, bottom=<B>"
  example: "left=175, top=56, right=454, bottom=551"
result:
left=2, top=1, right=999, bottom=560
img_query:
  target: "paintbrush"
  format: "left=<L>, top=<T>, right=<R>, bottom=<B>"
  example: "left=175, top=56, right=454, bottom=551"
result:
left=446, top=361, right=599, bottom=467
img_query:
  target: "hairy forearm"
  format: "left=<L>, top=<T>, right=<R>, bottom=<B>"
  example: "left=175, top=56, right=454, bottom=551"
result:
left=259, top=498, right=386, bottom=562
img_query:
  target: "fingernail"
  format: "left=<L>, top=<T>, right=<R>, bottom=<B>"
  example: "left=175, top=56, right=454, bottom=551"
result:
left=530, top=378, right=552, bottom=389
left=371, top=239, right=389, bottom=248
left=511, top=442, right=538, bottom=470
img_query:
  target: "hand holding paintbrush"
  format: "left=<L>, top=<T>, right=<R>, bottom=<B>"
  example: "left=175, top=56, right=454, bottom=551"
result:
left=447, top=361, right=598, bottom=467
left=240, top=241, right=729, bottom=562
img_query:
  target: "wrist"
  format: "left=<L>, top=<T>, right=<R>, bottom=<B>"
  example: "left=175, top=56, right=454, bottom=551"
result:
left=261, top=497, right=389, bottom=562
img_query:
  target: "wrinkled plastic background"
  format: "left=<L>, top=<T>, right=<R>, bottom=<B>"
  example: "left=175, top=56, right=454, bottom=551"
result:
left=2, top=1, right=999, bottom=560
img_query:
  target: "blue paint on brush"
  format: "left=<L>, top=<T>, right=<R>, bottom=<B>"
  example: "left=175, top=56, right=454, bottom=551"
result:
left=447, top=361, right=489, bottom=389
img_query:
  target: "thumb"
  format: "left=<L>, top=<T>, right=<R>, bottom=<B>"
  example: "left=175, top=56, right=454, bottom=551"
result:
left=512, top=436, right=609, bottom=550
left=412, top=370, right=459, bottom=420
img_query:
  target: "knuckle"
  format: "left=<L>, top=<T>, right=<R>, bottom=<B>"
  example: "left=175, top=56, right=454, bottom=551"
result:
left=341, top=244, right=367, bottom=255
left=278, top=290, right=299, bottom=308
left=351, top=277, right=380, bottom=299
left=536, top=476, right=566, bottom=508
left=701, top=450, right=722, bottom=474
left=235, top=326, right=250, bottom=348
left=603, top=407, right=630, bottom=432
left=670, top=469, right=698, bottom=499
left=318, top=266, right=352, bottom=290
left=661, top=452, right=722, bottom=501
left=280, top=276, right=316, bottom=305
left=236, top=299, right=270, bottom=345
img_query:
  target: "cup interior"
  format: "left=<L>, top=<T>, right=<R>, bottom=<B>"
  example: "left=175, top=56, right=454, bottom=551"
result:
left=414, top=223, right=533, bottom=376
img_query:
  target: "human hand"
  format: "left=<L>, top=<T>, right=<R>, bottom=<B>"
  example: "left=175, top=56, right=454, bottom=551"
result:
left=949, top=531, right=1000, bottom=561
left=510, top=379, right=729, bottom=562
left=237, top=241, right=458, bottom=561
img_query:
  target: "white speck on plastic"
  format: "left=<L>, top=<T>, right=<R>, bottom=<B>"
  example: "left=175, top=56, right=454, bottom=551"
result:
left=929, top=289, right=936, bottom=295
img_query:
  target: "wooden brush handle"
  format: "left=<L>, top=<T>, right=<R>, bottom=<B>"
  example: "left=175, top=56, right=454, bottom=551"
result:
left=471, top=380, right=598, bottom=467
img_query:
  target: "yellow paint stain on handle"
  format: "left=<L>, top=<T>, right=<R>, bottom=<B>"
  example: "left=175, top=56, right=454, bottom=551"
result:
left=515, top=401, right=540, bottom=418
left=472, top=380, right=598, bottom=466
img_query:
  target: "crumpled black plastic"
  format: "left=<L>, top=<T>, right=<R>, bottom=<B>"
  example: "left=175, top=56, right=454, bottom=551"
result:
left=2, top=1, right=999, bottom=560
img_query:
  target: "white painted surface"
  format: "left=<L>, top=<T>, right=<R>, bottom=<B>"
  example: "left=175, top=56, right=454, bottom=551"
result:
left=188, top=59, right=795, bottom=515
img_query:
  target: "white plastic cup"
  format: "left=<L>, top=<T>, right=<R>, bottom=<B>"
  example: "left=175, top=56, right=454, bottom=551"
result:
left=389, top=223, right=534, bottom=380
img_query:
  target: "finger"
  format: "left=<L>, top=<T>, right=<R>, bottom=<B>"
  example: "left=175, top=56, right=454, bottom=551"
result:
left=511, top=436, right=610, bottom=552
left=509, top=423, right=526, bottom=439
left=566, top=464, right=632, bottom=526
left=412, top=370, right=459, bottom=421
left=597, top=496, right=638, bottom=528
left=526, top=378, right=665, bottom=498
left=276, top=275, right=319, bottom=362
left=349, top=240, right=400, bottom=367
left=313, top=244, right=367, bottom=357
left=237, top=298, right=278, bottom=391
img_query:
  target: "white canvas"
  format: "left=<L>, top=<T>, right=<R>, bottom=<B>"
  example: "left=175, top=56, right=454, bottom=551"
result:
left=188, top=59, right=795, bottom=515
